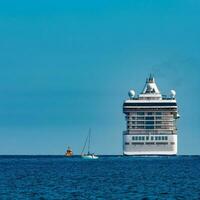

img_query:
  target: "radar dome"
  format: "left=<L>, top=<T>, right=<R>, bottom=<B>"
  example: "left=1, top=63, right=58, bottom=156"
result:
left=128, top=90, right=136, bottom=99
left=170, top=90, right=176, bottom=98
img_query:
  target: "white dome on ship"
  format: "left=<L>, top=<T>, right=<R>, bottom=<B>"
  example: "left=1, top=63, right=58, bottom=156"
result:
left=171, top=90, right=176, bottom=98
left=128, top=90, right=135, bottom=99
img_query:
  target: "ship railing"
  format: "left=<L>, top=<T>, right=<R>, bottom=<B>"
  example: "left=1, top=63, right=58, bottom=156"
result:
left=123, top=130, right=177, bottom=135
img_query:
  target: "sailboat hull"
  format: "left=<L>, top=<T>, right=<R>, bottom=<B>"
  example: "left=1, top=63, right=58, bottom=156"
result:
left=81, top=155, right=99, bottom=159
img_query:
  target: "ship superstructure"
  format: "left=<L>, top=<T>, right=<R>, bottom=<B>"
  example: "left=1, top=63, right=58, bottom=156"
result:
left=123, top=75, right=180, bottom=155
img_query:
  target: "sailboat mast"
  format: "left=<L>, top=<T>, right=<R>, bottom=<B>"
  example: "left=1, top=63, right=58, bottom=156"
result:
left=81, top=134, right=88, bottom=155
left=88, top=128, right=91, bottom=154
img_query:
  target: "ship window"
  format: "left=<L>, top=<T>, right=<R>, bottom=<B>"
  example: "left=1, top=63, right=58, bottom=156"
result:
left=137, top=117, right=144, bottom=120
left=132, top=117, right=135, bottom=120
left=135, top=136, right=138, bottom=140
left=146, top=136, right=149, bottom=140
left=132, top=136, right=135, bottom=140
left=155, top=136, right=158, bottom=140
left=158, top=136, right=161, bottom=140
left=146, top=142, right=155, bottom=145
left=156, top=112, right=162, bottom=115
left=146, top=121, right=154, bottom=125
left=147, top=112, right=153, bottom=115
left=132, top=126, right=136, bottom=129
left=137, top=112, right=144, bottom=115
left=171, top=142, right=175, bottom=145
left=156, top=126, right=162, bottom=129
left=125, top=142, right=129, bottom=145
left=165, top=136, right=168, bottom=140
left=142, top=136, right=145, bottom=140
left=156, top=117, right=162, bottom=120
left=162, top=136, right=165, bottom=140
left=137, top=121, right=144, bottom=124
left=151, top=136, right=154, bottom=140
left=132, top=142, right=144, bottom=145
left=156, top=142, right=168, bottom=145
left=137, top=126, right=144, bottom=129
left=146, top=116, right=154, bottom=120
left=146, top=126, right=154, bottom=129
left=156, top=121, right=162, bottom=124
left=138, top=136, right=142, bottom=140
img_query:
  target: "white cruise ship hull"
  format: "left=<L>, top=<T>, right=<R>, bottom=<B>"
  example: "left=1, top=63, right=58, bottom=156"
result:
left=122, top=75, right=180, bottom=156
left=123, top=135, right=177, bottom=156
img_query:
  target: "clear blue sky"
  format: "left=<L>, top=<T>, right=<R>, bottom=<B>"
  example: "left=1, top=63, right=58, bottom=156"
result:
left=0, top=0, right=199, bottom=155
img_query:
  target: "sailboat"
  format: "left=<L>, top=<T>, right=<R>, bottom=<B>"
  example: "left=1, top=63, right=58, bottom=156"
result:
left=81, top=129, right=99, bottom=159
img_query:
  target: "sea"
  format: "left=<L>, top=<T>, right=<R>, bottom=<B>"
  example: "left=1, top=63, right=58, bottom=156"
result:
left=0, top=156, right=200, bottom=200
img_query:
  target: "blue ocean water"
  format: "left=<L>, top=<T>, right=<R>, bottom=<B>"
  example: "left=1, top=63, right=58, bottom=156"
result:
left=0, top=156, right=200, bottom=199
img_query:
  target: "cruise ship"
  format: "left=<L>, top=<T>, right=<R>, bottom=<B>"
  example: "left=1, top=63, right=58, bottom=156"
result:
left=123, top=75, right=180, bottom=156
